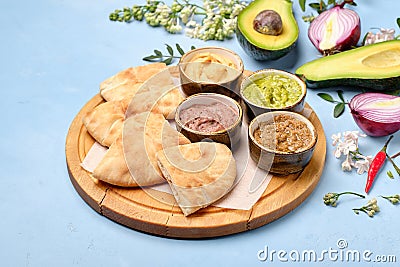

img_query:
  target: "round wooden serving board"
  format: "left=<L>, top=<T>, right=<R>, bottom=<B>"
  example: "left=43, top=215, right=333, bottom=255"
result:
left=66, top=95, right=326, bottom=239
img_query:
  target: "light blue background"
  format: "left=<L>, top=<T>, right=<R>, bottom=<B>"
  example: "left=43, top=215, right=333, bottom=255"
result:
left=1, top=0, right=399, bottom=266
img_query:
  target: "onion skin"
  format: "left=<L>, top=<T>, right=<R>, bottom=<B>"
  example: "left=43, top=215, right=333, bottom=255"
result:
left=308, top=5, right=361, bottom=55
left=351, top=112, right=400, bottom=137
left=349, top=93, right=400, bottom=137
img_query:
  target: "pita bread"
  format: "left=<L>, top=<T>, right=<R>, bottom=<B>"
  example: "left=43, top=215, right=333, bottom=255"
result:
left=84, top=68, right=184, bottom=145
left=92, top=112, right=190, bottom=187
left=92, top=135, right=138, bottom=187
left=82, top=99, right=129, bottom=147
left=125, top=70, right=184, bottom=119
left=100, top=63, right=167, bottom=102
left=123, top=112, right=191, bottom=186
left=156, top=142, right=237, bottom=216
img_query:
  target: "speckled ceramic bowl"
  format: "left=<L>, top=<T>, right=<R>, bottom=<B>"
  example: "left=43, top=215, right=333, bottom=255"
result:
left=248, top=111, right=317, bottom=174
left=175, top=93, right=243, bottom=149
left=179, top=47, right=244, bottom=100
left=240, top=69, right=307, bottom=120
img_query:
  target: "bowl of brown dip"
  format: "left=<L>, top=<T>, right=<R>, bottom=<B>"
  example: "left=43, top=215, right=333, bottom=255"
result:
left=248, top=111, right=317, bottom=174
left=175, top=93, right=243, bottom=148
left=179, top=47, right=244, bottom=100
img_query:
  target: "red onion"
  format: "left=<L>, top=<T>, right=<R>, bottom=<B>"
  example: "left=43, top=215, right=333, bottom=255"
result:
left=308, top=5, right=361, bottom=55
left=349, top=93, right=400, bottom=137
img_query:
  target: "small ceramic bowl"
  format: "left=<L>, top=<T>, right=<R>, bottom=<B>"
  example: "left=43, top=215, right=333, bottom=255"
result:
left=175, top=93, right=243, bottom=149
left=248, top=111, right=317, bottom=175
left=240, top=69, right=306, bottom=120
left=179, top=47, right=244, bottom=100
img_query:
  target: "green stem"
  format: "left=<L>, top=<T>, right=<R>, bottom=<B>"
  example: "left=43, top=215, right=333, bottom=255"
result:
left=338, top=192, right=365, bottom=198
left=392, top=151, right=400, bottom=159
left=183, top=1, right=206, bottom=12
left=381, top=135, right=393, bottom=153
left=386, top=154, right=400, bottom=175
left=352, top=207, right=367, bottom=214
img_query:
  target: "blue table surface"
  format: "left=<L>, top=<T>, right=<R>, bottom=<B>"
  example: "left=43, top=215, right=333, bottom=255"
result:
left=1, top=0, right=400, bottom=266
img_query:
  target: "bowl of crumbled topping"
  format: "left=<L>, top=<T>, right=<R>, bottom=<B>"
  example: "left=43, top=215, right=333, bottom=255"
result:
left=248, top=111, right=317, bottom=174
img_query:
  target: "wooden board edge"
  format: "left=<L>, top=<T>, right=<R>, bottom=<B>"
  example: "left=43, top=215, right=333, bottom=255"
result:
left=248, top=107, right=327, bottom=229
left=65, top=95, right=108, bottom=213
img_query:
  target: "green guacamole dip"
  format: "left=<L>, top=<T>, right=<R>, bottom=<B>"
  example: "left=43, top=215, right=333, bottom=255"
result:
left=243, top=74, right=302, bottom=108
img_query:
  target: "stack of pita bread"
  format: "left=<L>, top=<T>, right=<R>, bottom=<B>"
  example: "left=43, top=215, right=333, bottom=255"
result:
left=82, top=63, right=237, bottom=216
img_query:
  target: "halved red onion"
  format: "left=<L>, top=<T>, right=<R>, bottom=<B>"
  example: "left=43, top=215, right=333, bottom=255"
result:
left=349, top=93, right=400, bottom=137
left=308, top=5, right=361, bottom=55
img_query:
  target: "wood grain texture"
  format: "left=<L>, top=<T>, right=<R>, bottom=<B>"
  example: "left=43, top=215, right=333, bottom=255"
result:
left=65, top=76, right=326, bottom=239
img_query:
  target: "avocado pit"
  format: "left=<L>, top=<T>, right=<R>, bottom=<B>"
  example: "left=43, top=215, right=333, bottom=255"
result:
left=253, top=10, right=283, bottom=36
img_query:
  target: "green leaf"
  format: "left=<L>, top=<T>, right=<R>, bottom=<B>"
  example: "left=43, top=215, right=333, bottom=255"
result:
left=154, top=50, right=162, bottom=56
left=337, top=90, right=345, bottom=102
left=328, top=0, right=335, bottom=5
left=142, top=55, right=160, bottom=61
left=309, top=3, right=321, bottom=10
left=387, top=170, right=394, bottom=179
left=176, top=43, right=185, bottom=55
left=299, top=0, right=306, bottom=11
left=163, top=57, right=173, bottom=65
left=165, top=44, right=174, bottom=56
left=397, top=18, right=400, bottom=28
left=317, top=93, right=335, bottom=103
left=361, top=32, right=369, bottom=46
left=334, top=103, right=345, bottom=118
left=191, top=45, right=196, bottom=50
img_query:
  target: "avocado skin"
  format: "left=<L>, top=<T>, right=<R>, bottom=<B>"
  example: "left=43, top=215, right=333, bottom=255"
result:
left=300, top=76, right=400, bottom=90
left=236, top=28, right=297, bottom=60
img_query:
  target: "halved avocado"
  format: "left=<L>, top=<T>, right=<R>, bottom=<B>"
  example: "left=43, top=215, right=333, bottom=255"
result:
left=295, top=40, right=400, bottom=90
left=236, top=0, right=299, bottom=60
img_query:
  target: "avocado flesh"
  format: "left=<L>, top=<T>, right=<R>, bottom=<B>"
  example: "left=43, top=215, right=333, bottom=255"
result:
left=295, top=40, right=400, bottom=90
left=236, top=0, right=298, bottom=60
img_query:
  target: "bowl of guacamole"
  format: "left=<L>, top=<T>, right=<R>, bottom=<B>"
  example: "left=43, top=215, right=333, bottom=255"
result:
left=240, top=69, right=306, bottom=118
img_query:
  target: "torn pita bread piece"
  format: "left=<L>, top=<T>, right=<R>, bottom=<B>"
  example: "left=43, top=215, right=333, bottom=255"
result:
left=123, top=112, right=191, bottom=187
left=83, top=80, right=183, bottom=147
left=125, top=69, right=184, bottom=119
left=92, top=135, right=138, bottom=187
left=100, top=63, right=167, bottom=102
left=82, top=98, right=129, bottom=147
left=92, top=112, right=190, bottom=187
left=156, top=142, right=237, bottom=216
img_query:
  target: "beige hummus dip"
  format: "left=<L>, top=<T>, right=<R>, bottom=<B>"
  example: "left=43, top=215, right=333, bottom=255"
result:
left=183, top=52, right=239, bottom=84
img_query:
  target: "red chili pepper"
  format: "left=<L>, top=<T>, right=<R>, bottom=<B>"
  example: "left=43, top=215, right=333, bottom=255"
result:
left=365, top=135, right=393, bottom=193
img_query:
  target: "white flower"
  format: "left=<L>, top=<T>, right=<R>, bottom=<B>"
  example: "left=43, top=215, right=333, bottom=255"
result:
left=331, top=132, right=341, bottom=146
left=364, top=28, right=396, bottom=45
left=185, top=20, right=198, bottom=28
left=341, top=154, right=353, bottom=172
left=343, top=131, right=365, bottom=143
left=179, top=6, right=193, bottom=24
left=334, top=146, right=342, bottom=158
left=353, top=157, right=370, bottom=174
left=334, top=139, right=357, bottom=158
left=369, top=198, right=378, bottom=205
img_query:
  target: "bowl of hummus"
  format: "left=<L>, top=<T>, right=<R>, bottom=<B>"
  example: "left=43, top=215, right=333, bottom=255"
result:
left=240, top=69, right=306, bottom=119
left=248, top=111, right=317, bottom=174
left=175, top=93, right=243, bottom=148
left=179, top=47, right=244, bottom=100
